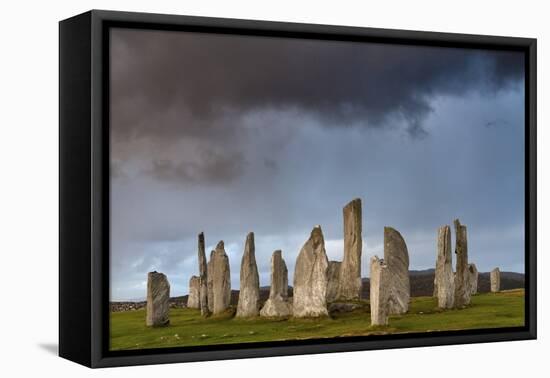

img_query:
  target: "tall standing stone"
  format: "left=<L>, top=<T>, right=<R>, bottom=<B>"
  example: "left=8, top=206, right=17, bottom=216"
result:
left=187, top=275, right=200, bottom=309
left=468, top=263, right=479, bottom=295
left=384, top=227, right=410, bottom=314
left=210, top=241, right=231, bottom=314
left=146, top=271, right=170, bottom=327
left=326, top=261, right=341, bottom=303
left=260, top=250, right=292, bottom=317
left=198, top=232, right=209, bottom=316
left=236, top=232, right=260, bottom=318
left=293, top=226, right=329, bottom=318
left=207, top=251, right=214, bottom=312
left=490, top=268, right=501, bottom=292
left=435, top=225, right=455, bottom=309
left=453, top=219, right=471, bottom=307
left=370, top=256, right=389, bottom=326
left=337, top=198, right=362, bottom=300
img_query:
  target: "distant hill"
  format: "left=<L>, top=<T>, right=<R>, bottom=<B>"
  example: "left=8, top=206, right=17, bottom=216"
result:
left=409, top=268, right=435, bottom=276
left=477, top=271, right=524, bottom=293
left=361, top=269, right=524, bottom=298
left=110, top=269, right=524, bottom=311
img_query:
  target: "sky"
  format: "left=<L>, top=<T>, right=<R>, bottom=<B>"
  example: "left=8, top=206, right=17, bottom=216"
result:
left=109, top=28, right=525, bottom=301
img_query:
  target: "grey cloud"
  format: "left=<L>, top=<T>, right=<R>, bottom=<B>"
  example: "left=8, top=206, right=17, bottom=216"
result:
left=484, top=119, right=510, bottom=128
left=263, top=158, right=278, bottom=172
left=144, top=150, right=246, bottom=185
left=110, top=160, right=127, bottom=179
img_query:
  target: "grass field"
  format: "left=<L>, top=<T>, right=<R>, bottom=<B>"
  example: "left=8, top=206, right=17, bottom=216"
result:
left=110, top=289, right=524, bottom=351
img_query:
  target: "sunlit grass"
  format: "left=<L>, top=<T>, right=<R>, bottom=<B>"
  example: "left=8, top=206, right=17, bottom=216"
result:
left=110, top=289, right=524, bottom=351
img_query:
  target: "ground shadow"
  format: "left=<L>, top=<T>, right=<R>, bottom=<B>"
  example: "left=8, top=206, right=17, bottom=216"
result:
left=38, top=343, right=58, bottom=356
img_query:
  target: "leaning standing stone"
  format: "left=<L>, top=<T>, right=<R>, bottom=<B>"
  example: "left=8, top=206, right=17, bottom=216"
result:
left=435, top=225, right=455, bottom=309
left=198, top=232, right=209, bottom=316
left=260, top=250, right=292, bottom=317
left=468, top=263, right=479, bottom=295
left=293, top=225, right=329, bottom=318
left=187, top=275, right=200, bottom=309
left=384, top=227, right=410, bottom=314
left=490, top=268, right=501, bottom=292
left=337, top=198, right=362, bottom=300
left=453, top=219, right=471, bottom=307
left=370, top=256, right=389, bottom=326
left=146, top=271, right=170, bottom=327
left=236, top=232, right=260, bottom=317
left=211, top=241, right=231, bottom=314
left=326, top=261, right=341, bottom=303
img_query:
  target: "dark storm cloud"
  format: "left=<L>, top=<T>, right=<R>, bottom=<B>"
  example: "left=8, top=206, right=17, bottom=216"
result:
left=111, top=28, right=523, bottom=141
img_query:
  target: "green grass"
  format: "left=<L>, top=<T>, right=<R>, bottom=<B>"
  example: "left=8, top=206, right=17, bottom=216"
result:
left=110, top=289, right=525, bottom=351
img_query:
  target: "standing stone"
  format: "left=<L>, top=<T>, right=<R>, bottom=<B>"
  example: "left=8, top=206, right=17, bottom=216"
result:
left=337, top=198, right=362, bottom=300
left=236, top=232, right=260, bottom=317
left=210, top=241, right=231, bottom=314
left=293, top=225, right=329, bottom=318
left=435, top=225, right=455, bottom=309
left=198, top=232, right=209, bottom=316
left=207, top=250, right=214, bottom=313
left=326, top=261, right=341, bottom=303
left=384, top=227, right=410, bottom=314
left=146, top=271, right=170, bottom=327
left=260, top=250, right=292, bottom=317
left=490, top=268, right=501, bottom=292
left=433, top=261, right=440, bottom=297
left=468, top=263, right=479, bottom=295
left=187, top=276, right=200, bottom=309
left=271, top=250, right=289, bottom=301
left=453, top=219, right=471, bottom=307
left=370, top=256, right=389, bottom=326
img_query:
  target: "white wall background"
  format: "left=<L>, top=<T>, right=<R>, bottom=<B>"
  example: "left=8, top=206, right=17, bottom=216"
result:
left=0, top=0, right=547, bottom=376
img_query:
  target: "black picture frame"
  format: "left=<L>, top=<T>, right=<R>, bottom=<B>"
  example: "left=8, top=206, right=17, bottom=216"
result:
left=59, top=9, right=537, bottom=368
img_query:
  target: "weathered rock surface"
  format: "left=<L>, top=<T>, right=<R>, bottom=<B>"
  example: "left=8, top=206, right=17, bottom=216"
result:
left=210, top=241, right=231, bottom=314
left=198, top=232, right=209, bottom=316
left=326, top=261, right=341, bottom=303
left=146, top=271, right=170, bottom=327
left=260, top=296, right=292, bottom=318
left=490, top=267, right=501, bottom=292
left=435, top=225, right=455, bottom=309
left=292, top=226, right=329, bottom=318
left=260, top=250, right=292, bottom=318
left=236, top=233, right=260, bottom=318
left=207, top=250, right=214, bottom=313
left=370, top=256, right=389, bottom=326
left=337, top=198, right=362, bottom=300
left=187, top=275, right=200, bottom=309
left=271, top=250, right=289, bottom=300
left=453, top=219, right=471, bottom=307
left=384, top=227, right=410, bottom=314
left=468, top=263, right=479, bottom=295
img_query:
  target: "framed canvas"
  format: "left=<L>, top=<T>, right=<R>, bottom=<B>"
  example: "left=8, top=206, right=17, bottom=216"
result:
left=59, top=10, right=537, bottom=368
